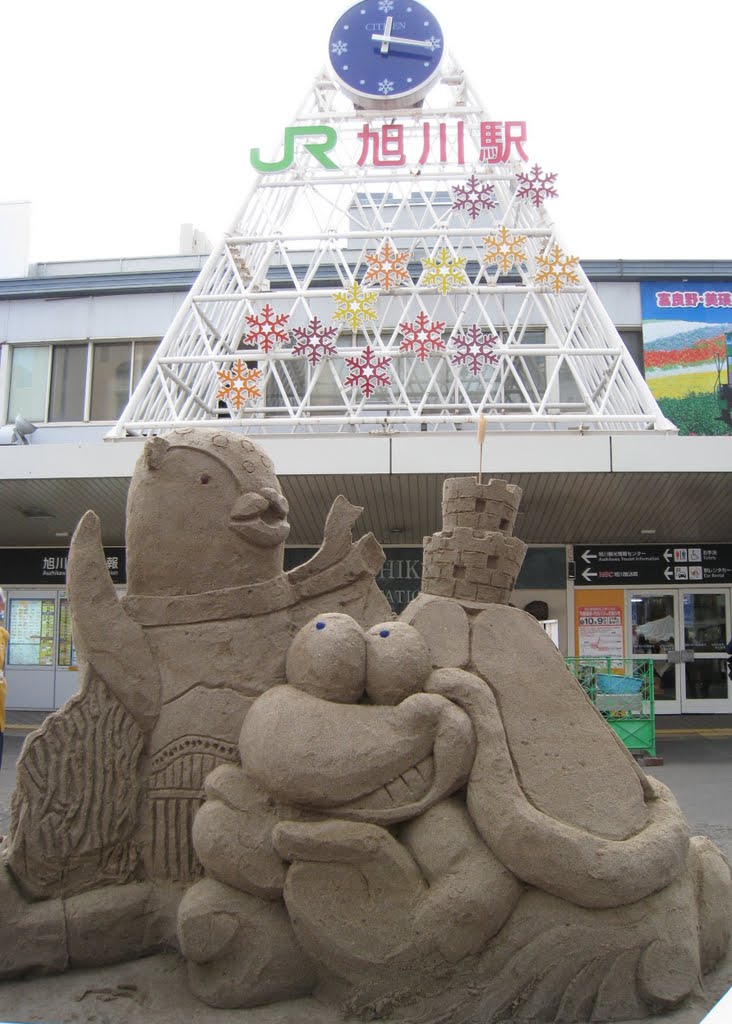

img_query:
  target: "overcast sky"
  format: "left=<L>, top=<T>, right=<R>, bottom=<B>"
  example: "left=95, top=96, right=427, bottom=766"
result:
left=2, top=0, right=730, bottom=264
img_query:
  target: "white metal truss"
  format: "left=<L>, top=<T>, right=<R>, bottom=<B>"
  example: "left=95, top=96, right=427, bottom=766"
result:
left=109, top=59, right=676, bottom=437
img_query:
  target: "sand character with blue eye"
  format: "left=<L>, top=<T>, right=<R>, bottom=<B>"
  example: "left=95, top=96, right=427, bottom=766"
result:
left=284, top=612, right=432, bottom=706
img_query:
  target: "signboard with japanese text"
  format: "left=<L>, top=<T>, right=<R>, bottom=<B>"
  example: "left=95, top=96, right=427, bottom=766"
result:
left=574, top=589, right=625, bottom=659
left=0, top=548, right=126, bottom=586
left=574, top=545, right=732, bottom=587
left=251, top=120, right=529, bottom=173
left=640, top=281, right=732, bottom=435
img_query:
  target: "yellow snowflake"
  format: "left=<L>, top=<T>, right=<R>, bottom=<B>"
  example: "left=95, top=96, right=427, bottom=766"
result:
left=482, top=226, right=528, bottom=274
left=216, top=360, right=262, bottom=411
left=332, top=281, right=379, bottom=332
left=421, top=247, right=469, bottom=296
left=535, top=243, right=580, bottom=294
left=362, top=241, right=411, bottom=289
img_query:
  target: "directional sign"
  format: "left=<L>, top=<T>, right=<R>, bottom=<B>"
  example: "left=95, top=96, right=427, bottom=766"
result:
left=574, top=545, right=732, bottom=586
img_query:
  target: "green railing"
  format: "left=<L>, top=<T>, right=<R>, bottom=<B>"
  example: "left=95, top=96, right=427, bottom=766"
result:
left=565, top=658, right=656, bottom=757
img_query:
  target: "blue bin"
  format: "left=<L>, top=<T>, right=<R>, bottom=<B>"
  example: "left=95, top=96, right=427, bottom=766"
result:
left=596, top=673, right=642, bottom=695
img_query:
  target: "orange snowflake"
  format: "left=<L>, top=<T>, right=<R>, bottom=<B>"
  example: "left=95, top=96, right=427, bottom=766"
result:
left=535, top=244, right=580, bottom=294
left=482, top=226, right=527, bottom=275
left=362, top=241, right=411, bottom=289
left=216, top=360, right=262, bottom=410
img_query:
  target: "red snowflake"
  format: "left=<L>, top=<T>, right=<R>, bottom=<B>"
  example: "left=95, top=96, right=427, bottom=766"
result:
left=362, top=241, right=411, bottom=289
left=244, top=304, right=290, bottom=353
left=398, top=311, right=446, bottom=361
left=216, top=360, right=262, bottom=410
left=344, top=345, right=392, bottom=398
left=291, top=317, right=339, bottom=366
left=451, top=325, right=499, bottom=376
left=515, top=164, right=558, bottom=208
left=451, top=175, right=498, bottom=220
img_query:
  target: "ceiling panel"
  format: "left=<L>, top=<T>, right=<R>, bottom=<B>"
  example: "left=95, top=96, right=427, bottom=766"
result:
left=0, top=472, right=730, bottom=552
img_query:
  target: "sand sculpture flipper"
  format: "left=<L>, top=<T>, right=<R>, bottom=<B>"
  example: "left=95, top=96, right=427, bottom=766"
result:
left=0, top=432, right=729, bottom=1024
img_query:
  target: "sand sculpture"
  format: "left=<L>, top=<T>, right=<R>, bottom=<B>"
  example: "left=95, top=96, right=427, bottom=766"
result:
left=0, top=429, right=730, bottom=1023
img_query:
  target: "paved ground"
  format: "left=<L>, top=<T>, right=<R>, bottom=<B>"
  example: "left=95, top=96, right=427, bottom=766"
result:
left=0, top=720, right=730, bottom=1023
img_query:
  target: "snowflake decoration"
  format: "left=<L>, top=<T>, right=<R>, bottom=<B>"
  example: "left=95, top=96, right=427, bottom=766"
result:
left=398, top=311, right=446, bottom=362
left=421, top=247, right=469, bottom=295
left=482, top=226, right=528, bottom=274
left=243, top=304, right=290, bottom=353
left=535, top=244, right=581, bottom=294
left=378, top=78, right=395, bottom=95
left=331, top=39, right=348, bottom=56
left=362, top=241, right=411, bottom=289
left=332, top=281, right=379, bottom=332
left=378, top=0, right=394, bottom=11
left=515, top=163, right=558, bottom=208
left=451, top=325, right=499, bottom=376
left=426, top=36, right=441, bottom=51
left=216, top=360, right=262, bottom=411
left=344, top=345, right=392, bottom=398
left=291, top=317, right=339, bottom=366
left=451, top=175, right=498, bottom=221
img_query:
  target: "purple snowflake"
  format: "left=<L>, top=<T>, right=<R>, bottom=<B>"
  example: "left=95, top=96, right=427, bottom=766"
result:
left=451, top=325, right=499, bottom=376
left=451, top=175, right=498, bottom=220
left=291, top=317, right=338, bottom=366
left=344, top=345, right=392, bottom=398
left=399, top=311, right=446, bottom=361
left=515, top=164, right=558, bottom=208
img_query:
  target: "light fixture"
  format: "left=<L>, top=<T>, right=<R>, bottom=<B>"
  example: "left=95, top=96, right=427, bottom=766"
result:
left=640, top=529, right=656, bottom=536
left=0, top=414, right=38, bottom=446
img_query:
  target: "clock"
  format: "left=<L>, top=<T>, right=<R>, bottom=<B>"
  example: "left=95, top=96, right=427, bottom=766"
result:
left=328, top=0, right=444, bottom=109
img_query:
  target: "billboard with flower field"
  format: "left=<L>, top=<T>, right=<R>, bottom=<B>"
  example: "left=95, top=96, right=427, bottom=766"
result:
left=641, top=282, right=732, bottom=435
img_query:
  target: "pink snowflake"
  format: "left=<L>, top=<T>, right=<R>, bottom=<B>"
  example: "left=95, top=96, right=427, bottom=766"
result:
left=451, top=175, right=498, bottom=220
left=244, top=304, right=290, bottom=353
left=515, top=164, right=558, bottom=208
left=291, top=317, right=338, bottom=366
left=398, top=311, right=447, bottom=361
left=451, top=325, right=499, bottom=376
left=344, top=345, right=392, bottom=398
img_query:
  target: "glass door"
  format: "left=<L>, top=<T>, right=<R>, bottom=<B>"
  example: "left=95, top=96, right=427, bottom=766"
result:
left=679, top=590, right=730, bottom=713
left=628, top=588, right=732, bottom=714
left=54, top=593, right=80, bottom=707
left=629, top=591, right=680, bottom=712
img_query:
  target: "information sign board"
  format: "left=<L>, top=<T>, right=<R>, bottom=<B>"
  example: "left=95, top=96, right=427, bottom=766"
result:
left=574, top=545, right=732, bottom=586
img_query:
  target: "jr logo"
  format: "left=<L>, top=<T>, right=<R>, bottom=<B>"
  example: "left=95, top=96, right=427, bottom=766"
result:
left=250, top=125, right=338, bottom=172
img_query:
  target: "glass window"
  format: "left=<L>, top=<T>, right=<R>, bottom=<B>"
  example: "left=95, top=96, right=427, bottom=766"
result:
left=8, top=346, right=49, bottom=421
left=685, top=660, right=728, bottom=701
left=48, top=345, right=87, bottom=421
left=132, top=340, right=158, bottom=391
left=7, top=598, right=55, bottom=666
left=90, top=342, right=132, bottom=420
left=631, top=594, right=675, bottom=655
left=683, top=593, right=727, bottom=653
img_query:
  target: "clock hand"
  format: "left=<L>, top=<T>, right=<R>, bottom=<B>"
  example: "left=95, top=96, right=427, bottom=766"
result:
left=371, top=32, right=440, bottom=51
left=379, top=15, right=393, bottom=54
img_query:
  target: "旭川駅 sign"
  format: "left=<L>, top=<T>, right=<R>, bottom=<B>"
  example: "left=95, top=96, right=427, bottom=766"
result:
left=250, top=119, right=529, bottom=173
left=575, top=545, right=732, bottom=587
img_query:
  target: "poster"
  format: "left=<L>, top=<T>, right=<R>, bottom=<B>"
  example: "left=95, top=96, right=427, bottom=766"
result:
left=640, top=282, right=732, bottom=435
left=574, top=589, right=625, bottom=659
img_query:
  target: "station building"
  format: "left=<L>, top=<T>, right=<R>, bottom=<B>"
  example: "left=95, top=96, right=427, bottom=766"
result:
left=1, top=51, right=730, bottom=719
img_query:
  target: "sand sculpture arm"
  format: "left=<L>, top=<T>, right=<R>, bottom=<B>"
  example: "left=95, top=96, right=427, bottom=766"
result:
left=425, top=667, right=690, bottom=909
left=67, top=511, right=161, bottom=732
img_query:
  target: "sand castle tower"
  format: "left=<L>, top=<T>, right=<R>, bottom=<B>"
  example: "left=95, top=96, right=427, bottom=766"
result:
left=421, top=477, right=526, bottom=605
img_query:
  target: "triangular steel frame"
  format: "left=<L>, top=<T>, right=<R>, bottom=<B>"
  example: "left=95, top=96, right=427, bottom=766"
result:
left=109, top=57, right=675, bottom=437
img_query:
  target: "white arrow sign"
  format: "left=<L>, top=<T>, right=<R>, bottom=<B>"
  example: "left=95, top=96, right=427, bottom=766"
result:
left=582, top=550, right=597, bottom=563
left=664, top=567, right=673, bottom=580
left=664, top=549, right=673, bottom=562
left=582, top=568, right=597, bottom=582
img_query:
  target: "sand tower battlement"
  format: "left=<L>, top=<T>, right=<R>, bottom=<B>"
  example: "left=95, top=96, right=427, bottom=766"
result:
left=422, top=477, right=526, bottom=605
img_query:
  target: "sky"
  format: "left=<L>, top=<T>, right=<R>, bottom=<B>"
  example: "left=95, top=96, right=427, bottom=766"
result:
left=2, top=0, right=731, bottom=265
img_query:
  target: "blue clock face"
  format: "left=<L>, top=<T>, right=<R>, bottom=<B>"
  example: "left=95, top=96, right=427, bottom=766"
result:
left=329, top=0, right=444, bottom=106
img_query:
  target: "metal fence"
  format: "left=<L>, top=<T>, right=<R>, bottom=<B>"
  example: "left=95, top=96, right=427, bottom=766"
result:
left=565, top=657, right=655, bottom=756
